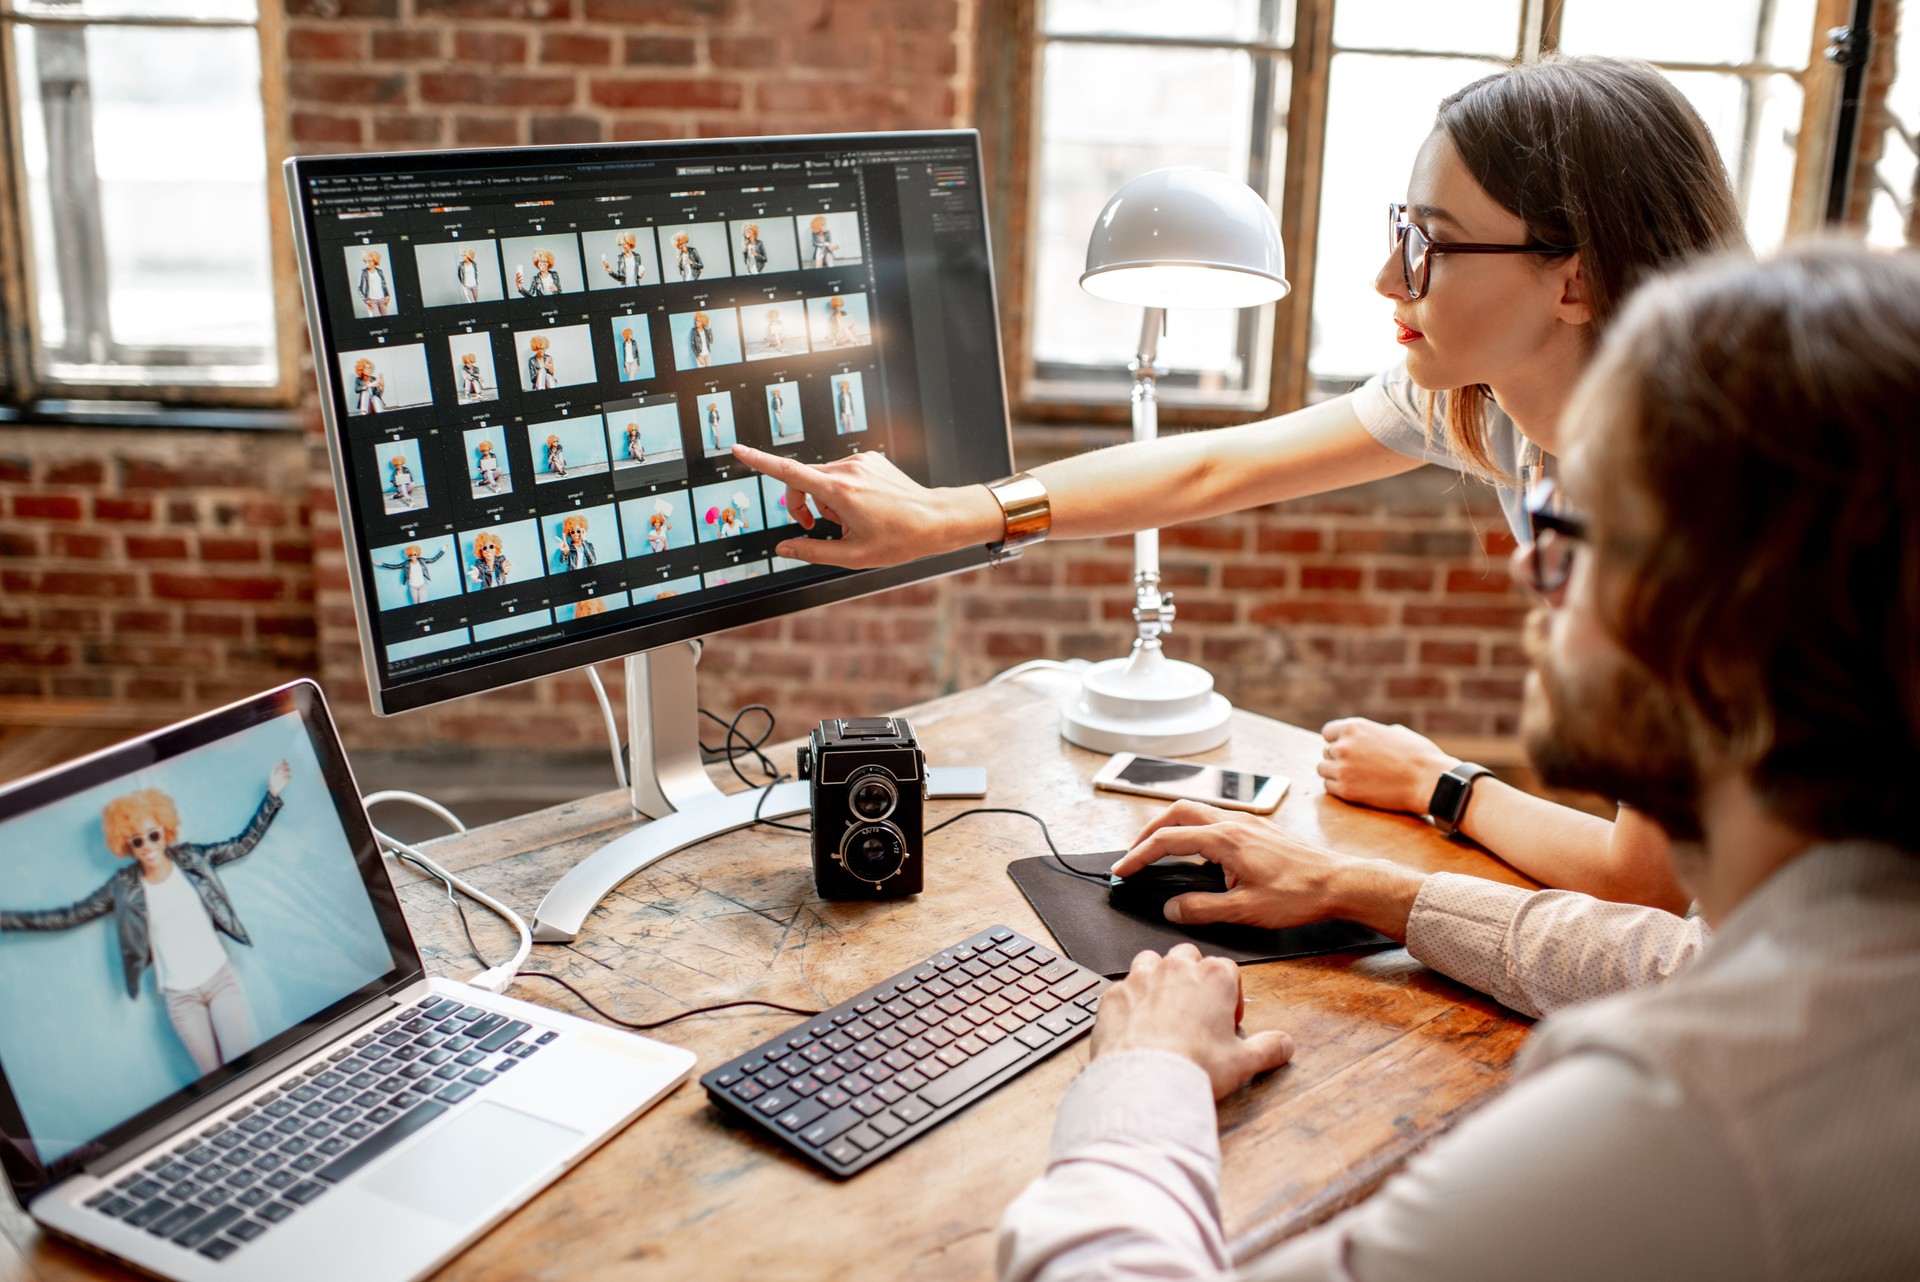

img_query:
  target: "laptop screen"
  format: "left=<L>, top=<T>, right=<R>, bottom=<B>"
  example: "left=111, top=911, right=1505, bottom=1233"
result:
left=0, top=682, right=419, bottom=1190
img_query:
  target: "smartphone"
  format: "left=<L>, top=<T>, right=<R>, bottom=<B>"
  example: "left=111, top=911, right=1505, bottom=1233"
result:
left=1091, top=752, right=1290, bottom=814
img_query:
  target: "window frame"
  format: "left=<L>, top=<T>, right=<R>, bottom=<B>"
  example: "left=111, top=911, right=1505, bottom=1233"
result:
left=981, top=0, right=1859, bottom=429
left=0, top=1, right=302, bottom=411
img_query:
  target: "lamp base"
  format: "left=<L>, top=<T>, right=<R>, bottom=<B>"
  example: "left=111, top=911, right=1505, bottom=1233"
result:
left=1059, top=644, right=1233, bottom=757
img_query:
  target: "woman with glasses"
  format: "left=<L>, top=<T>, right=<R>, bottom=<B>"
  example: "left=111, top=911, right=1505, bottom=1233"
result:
left=0, top=761, right=291, bottom=1073
left=734, top=55, right=1744, bottom=911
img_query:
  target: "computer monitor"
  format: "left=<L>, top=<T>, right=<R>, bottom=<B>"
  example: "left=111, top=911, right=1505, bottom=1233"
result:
left=285, top=131, right=1011, bottom=938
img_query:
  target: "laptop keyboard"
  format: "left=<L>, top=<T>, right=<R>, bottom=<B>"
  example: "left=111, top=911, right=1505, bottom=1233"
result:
left=82, top=995, right=560, bottom=1262
left=701, top=926, right=1109, bottom=1176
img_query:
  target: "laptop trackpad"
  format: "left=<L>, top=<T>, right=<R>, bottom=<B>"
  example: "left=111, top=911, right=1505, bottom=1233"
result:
left=364, top=1101, right=583, bottom=1224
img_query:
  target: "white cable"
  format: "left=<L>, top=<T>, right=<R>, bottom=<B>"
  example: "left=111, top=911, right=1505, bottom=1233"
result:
left=362, top=790, right=530, bottom=993
left=988, top=658, right=1090, bottom=685
left=584, top=663, right=629, bottom=791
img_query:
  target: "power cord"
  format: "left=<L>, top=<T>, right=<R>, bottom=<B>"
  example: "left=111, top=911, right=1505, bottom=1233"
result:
left=924, top=807, right=1116, bottom=883
left=510, top=970, right=821, bottom=1030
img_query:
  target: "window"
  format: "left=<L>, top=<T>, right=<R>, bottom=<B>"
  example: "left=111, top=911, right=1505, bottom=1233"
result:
left=1864, top=7, right=1918, bottom=247
left=0, top=0, right=295, bottom=405
left=998, top=0, right=1856, bottom=423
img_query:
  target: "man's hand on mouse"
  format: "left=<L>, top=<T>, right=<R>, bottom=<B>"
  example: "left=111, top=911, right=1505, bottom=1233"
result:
left=1091, top=943, right=1295, bottom=1100
left=1111, top=800, right=1427, bottom=941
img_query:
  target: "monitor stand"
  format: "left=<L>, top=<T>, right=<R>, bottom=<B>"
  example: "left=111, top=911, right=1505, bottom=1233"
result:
left=530, top=641, right=986, bottom=942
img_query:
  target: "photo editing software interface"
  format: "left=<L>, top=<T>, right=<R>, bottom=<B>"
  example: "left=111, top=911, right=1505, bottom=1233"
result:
left=293, top=133, right=1005, bottom=710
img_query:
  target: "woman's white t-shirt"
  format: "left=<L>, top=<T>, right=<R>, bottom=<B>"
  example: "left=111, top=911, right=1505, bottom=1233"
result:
left=144, top=866, right=228, bottom=993
left=1352, top=360, right=1541, bottom=544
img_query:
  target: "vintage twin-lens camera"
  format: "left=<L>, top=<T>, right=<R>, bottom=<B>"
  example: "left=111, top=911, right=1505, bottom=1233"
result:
left=799, top=716, right=925, bottom=899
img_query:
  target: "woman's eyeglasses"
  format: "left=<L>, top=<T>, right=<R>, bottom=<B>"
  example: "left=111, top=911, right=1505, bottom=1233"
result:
left=1521, top=478, right=1588, bottom=596
left=128, top=827, right=165, bottom=851
left=1387, top=203, right=1573, bottom=301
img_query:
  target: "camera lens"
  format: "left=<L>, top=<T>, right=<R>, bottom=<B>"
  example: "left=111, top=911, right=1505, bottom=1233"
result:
left=841, top=823, right=906, bottom=883
left=849, top=774, right=896, bottom=820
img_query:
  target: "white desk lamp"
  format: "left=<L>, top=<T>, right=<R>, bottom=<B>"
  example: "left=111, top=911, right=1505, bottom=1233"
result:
left=1059, top=167, right=1291, bottom=756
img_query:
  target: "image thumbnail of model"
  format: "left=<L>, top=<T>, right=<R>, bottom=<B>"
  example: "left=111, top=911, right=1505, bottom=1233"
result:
left=603, top=231, right=646, bottom=287
left=688, top=311, right=715, bottom=368
left=553, top=514, right=599, bottom=571
left=741, top=223, right=769, bottom=274
left=826, top=295, right=860, bottom=346
left=808, top=215, right=838, bottom=268
left=388, top=454, right=420, bottom=509
left=356, top=249, right=393, bottom=318
left=544, top=434, right=567, bottom=477
left=835, top=372, right=870, bottom=435
left=618, top=318, right=656, bottom=379
left=373, top=543, right=444, bottom=605
left=672, top=231, right=704, bottom=282
left=474, top=439, right=505, bottom=495
left=468, top=530, right=511, bottom=588
left=412, top=240, right=505, bottom=309
left=644, top=498, right=673, bottom=552
left=0, top=763, right=290, bottom=1073
left=766, top=380, right=804, bottom=443
left=621, top=422, right=644, bottom=463
left=569, top=597, right=607, bottom=620
left=351, top=359, right=385, bottom=414
left=746, top=301, right=809, bottom=363
left=697, top=392, right=737, bottom=455
left=457, top=351, right=489, bottom=401
left=526, top=335, right=557, bottom=390
left=456, top=247, right=483, bottom=302
left=515, top=249, right=564, bottom=298
left=765, top=306, right=786, bottom=349
left=339, top=345, right=431, bottom=417
left=707, top=491, right=752, bottom=538
left=706, top=401, right=722, bottom=450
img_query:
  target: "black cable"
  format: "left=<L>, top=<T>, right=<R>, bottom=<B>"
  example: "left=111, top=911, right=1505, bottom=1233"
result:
left=512, top=970, right=820, bottom=1030
left=925, top=806, right=1116, bottom=883
left=390, top=849, right=498, bottom=969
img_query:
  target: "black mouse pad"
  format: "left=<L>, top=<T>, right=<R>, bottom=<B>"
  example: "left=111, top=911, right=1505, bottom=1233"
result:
left=1006, top=854, right=1398, bottom=978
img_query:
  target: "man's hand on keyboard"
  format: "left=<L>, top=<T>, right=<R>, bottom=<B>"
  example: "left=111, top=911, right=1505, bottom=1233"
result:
left=1089, top=944, right=1294, bottom=1100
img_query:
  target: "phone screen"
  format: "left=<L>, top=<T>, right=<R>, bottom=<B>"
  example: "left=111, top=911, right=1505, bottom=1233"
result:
left=1113, top=756, right=1272, bottom=803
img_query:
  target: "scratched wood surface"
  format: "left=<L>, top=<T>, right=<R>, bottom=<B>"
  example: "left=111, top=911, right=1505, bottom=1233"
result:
left=1, top=678, right=1538, bottom=1282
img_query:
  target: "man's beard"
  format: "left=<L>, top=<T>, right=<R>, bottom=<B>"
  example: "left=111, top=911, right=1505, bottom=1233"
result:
left=1520, top=609, right=1707, bottom=844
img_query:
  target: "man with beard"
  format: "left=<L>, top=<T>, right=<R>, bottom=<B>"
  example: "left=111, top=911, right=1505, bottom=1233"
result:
left=996, top=243, right=1920, bottom=1280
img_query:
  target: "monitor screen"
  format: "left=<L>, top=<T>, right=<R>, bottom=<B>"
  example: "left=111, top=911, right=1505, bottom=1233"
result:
left=286, top=131, right=1010, bottom=714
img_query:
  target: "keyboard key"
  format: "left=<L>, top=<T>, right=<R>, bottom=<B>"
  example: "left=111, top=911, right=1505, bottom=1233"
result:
left=285, top=1181, right=327, bottom=1205
left=536, top=1031, right=560, bottom=1045
left=258, top=1201, right=295, bottom=1223
left=775, top=1099, right=828, bottom=1132
left=149, top=1202, right=207, bottom=1239
left=236, top=1188, right=269, bottom=1208
left=921, top=1039, right=1030, bottom=1109
left=435, top=1082, right=475, bottom=1104
left=316, top=1102, right=447, bottom=1184
left=476, top=1019, right=531, bottom=1052
left=197, top=1238, right=240, bottom=1261
left=823, top=1138, right=862, bottom=1166
left=752, top=1089, right=797, bottom=1117
left=799, top=1106, right=863, bottom=1147
left=171, top=1204, right=241, bottom=1248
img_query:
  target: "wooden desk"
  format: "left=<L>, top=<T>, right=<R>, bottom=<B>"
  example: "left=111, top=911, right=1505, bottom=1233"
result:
left=3, top=679, right=1538, bottom=1281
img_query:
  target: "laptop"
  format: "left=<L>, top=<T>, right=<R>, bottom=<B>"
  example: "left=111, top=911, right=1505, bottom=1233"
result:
left=0, top=680, right=695, bottom=1280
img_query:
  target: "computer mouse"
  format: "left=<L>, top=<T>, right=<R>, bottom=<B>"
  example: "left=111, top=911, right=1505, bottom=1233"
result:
left=1106, top=860, right=1228, bottom=922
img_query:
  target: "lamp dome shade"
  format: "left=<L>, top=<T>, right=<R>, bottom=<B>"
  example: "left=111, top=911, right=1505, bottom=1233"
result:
left=1080, top=167, right=1289, bottom=309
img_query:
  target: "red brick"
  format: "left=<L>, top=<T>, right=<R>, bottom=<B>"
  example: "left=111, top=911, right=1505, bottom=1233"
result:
left=1063, top=560, right=1131, bottom=587
left=622, top=35, right=699, bottom=66
left=590, top=78, right=741, bottom=111
left=129, top=676, right=189, bottom=701
left=981, top=632, right=1048, bottom=660
left=201, top=537, right=263, bottom=563
left=531, top=115, right=603, bottom=145
left=50, top=532, right=110, bottom=559
left=1445, top=567, right=1513, bottom=595
left=289, top=71, right=409, bottom=106
left=287, top=26, right=367, bottom=60
left=1461, top=677, right=1525, bottom=702
left=1400, top=603, right=1530, bottom=629
left=581, top=0, right=720, bottom=21
left=1479, top=529, right=1520, bottom=556
left=1299, top=565, right=1363, bottom=592
left=372, top=29, right=443, bottom=60
left=454, top=31, right=528, bottom=62
left=257, top=616, right=319, bottom=639
left=114, top=610, right=174, bottom=634
left=1352, top=638, right=1410, bottom=666
left=183, top=612, right=248, bottom=637
left=14, top=494, right=83, bottom=521
left=1373, top=566, right=1434, bottom=592
left=1256, top=527, right=1321, bottom=553
left=95, top=495, right=155, bottom=523
left=0, top=676, right=42, bottom=695
left=1221, top=565, right=1288, bottom=590
left=52, top=677, right=116, bottom=700
left=886, top=32, right=958, bottom=77
left=44, top=459, right=104, bottom=485
left=1387, top=675, right=1449, bottom=700
left=962, top=597, right=1087, bottom=624
left=421, top=72, right=577, bottom=108
left=126, top=535, right=191, bottom=561
left=1160, top=523, right=1245, bottom=552
left=455, top=116, right=522, bottom=146
left=710, top=36, right=780, bottom=69
left=1490, top=642, right=1530, bottom=669
left=291, top=112, right=364, bottom=145
left=373, top=116, right=445, bottom=145
left=0, top=642, right=73, bottom=666
left=1332, top=528, right=1475, bottom=557
left=241, top=500, right=289, bottom=528
left=152, top=575, right=286, bottom=603
left=1420, top=709, right=1491, bottom=736
left=1247, top=601, right=1391, bottom=627
left=0, top=530, right=41, bottom=558
left=541, top=31, right=613, bottom=64
left=1419, top=640, right=1481, bottom=667
left=168, top=500, right=199, bottom=524
left=287, top=0, right=396, bottom=15
left=37, top=571, right=138, bottom=597
left=0, top=457, right=29, bottom=483
left=273, top=541, right=311, bottom=566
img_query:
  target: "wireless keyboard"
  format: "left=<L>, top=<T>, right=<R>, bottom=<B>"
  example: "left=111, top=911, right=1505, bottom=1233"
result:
left=701, top=926, right=1109, bottom=1176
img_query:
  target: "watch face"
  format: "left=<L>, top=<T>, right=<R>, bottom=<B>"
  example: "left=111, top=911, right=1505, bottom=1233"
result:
left=1431, top=773, right=1469, bottom=821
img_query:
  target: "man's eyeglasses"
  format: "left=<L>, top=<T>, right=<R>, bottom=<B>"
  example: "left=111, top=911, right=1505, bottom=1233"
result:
left=1521, top=479, right=1588, bottom=596
left=1387, top=203, right=1574, bottom=301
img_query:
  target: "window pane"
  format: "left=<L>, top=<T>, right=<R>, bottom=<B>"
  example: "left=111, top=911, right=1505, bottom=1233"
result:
left=1865, top=11, right=1919, bottom=248
left=1307, top=53, right=1498, bottom=384
left=15, top=22, right=277, bottom=386
left=1030, top=41, right=1281, bottom=402
left=1559, top=0, right=1818, bottom=68
left=1040, top=0, right=1285, bottom=45
left=1332, top=0, right=1520, bottom=57
left=1662, top=70, right=1802, bottom=252
left=7, top=0, right=257, bottom=21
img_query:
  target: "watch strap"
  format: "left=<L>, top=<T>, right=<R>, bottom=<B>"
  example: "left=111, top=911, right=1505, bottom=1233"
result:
left=1428, top=762, right=1494, bottom=838
left=984, top=472, right=1050, bottom=565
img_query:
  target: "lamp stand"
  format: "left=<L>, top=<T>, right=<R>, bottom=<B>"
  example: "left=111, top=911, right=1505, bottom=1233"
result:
left=1060, top=307, right=1234, bottom=757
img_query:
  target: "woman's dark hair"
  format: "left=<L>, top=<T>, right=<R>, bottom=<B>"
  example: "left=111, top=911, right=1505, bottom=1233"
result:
left=1578, top=242, right=1920, bottom=847
left=1432, top=55, right=1748, bottom=478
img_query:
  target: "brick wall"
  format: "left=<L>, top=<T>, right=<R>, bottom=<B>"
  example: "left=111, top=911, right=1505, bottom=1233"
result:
left=0, top=427, right=316, bottom=718
left=1, top=0, right=1534, bottom=759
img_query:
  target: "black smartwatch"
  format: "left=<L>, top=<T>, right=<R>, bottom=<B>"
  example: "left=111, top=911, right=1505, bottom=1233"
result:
left=1428, top=763, right=1494, bottom=839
